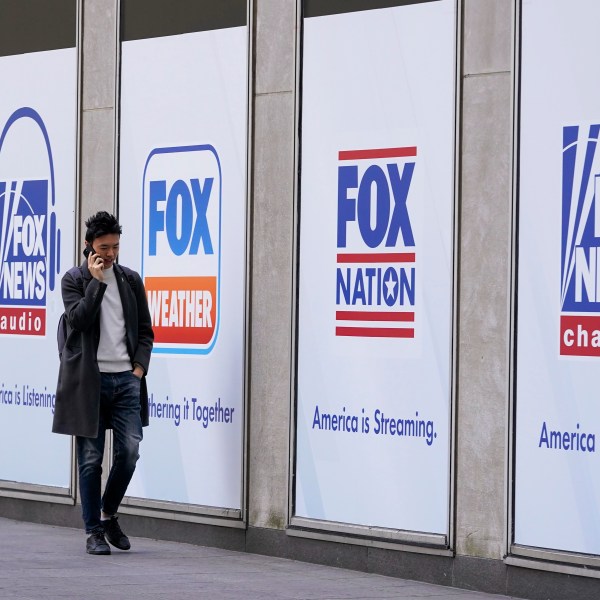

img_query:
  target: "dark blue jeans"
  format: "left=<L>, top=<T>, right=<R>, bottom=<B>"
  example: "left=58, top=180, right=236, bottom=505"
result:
left=76, top=371, right=142, bottom=533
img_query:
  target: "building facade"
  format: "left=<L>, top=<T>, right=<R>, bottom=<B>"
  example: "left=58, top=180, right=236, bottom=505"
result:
left=0, top=1, right=599, bottom=598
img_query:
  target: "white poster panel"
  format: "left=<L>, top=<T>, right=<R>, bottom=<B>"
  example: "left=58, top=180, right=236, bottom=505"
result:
left=515, top=0, right=600, bottom=554
left=0, top=49, right=77, bottom=488
left=296, top=2, right=455, bottom=534
left=119, top=28, right=247, bottom=509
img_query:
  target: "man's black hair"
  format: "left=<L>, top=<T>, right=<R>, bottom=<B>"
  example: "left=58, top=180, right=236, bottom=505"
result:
left=84, top=211, right=122, bottom=243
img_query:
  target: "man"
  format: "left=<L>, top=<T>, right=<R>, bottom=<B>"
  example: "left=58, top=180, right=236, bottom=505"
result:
left=53, top=211, right=154, bottom=555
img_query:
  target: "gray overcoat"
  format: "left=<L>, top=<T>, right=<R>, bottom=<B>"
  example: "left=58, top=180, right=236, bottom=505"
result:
left=52, top=261, right=154, bottom=438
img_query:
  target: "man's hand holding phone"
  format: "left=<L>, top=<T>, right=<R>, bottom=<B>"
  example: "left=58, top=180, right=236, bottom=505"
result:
left=85, top=245, right=105, bottom=281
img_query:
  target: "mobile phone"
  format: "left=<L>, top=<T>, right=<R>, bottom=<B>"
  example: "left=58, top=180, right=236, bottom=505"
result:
left=83, top=244, right=95, bottom=259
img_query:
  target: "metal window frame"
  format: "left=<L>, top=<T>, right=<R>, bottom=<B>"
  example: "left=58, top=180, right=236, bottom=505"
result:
left=287, top=0, right=462, bottom=554
left=110, top=0, right=253, bottom=528
left=0, top=0, right=82, bottom=507
left=507, top=0, right=600, bottom=577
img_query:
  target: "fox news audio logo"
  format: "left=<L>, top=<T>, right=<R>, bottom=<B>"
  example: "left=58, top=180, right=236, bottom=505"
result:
left=560, top=124, right=600, bottom=357
left=0, top=108, right=61, bottom=336
left=336, top=146, right=416, bottom=338
left=142, top=145, right=221, bottom=354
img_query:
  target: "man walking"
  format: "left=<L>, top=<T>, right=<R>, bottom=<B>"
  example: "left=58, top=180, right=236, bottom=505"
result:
left=53, top=211, right=154, bottom=555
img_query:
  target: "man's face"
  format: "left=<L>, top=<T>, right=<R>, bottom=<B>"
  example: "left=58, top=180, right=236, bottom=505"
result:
left=90, top=233, right=120, bottom=269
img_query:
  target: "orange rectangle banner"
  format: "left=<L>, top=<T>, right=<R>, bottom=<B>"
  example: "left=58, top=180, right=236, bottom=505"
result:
left=145, top=276, right=217, bottom=345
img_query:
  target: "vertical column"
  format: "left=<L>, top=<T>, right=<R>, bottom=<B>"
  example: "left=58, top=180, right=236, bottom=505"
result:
left=456, top=0, right=513, bottom=562
left=79, top=0, right=119, bottom=490
left=80, top=0, right=119, bottom=234
left=248, top=0, right=298, bottom=529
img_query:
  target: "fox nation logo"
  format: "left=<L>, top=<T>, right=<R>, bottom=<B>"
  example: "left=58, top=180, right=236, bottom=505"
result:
left=142, top=145, right=221, bottom=354
left=0, top=108, right=61, bottom=337
left=560, top=124, right=600, bottom=356
left=335, top=146, right=416, bottom=339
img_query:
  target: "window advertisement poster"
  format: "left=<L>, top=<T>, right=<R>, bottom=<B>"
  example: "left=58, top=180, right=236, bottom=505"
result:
left=295, top=0, right=456, bottom=535
left=0, top=48, right=77, bottom=489
left=515, top=0, right=600, bottom=555
left=118, top=20, right=248, bottom=509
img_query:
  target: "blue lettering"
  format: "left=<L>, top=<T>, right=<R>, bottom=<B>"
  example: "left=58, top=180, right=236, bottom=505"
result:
left=337, top=166, right=358, bottom=247
left=400, top=267, right=415, bottom=305
left=538, top=420, right=596, bottom=452
left=357, top=165, right=389, bottom=248
left=149, top=180, right=167, bottom=256
left=149, top=177, right=214, bottom=256
left=383, top=267, right=399, bottom=307
left=166, top=179, right=193, bottom=256
left=189, top=177, right=214, bottom=254
left=336, top=161, right=415, bottom=249
left=336, top=266, right=415, bottom=307
left=352, top=269, right=366, bottom=305
left=336, top=268, right=351, bottom=304
left=386, top=162, right=415, bottom=247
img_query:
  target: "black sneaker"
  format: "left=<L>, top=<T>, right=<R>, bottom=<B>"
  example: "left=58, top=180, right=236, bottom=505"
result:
left=86, top=530, right=111, bottom=555
left=102, top=516, right=131, bottom=550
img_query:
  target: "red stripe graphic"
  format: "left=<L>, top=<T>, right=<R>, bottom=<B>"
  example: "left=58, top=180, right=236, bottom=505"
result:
left=0, top=307, right=46, bottom=336
left=560, top=314, right=600, bottom=357
left=336, top=311, right=414, bottom=322
left=336, top=327, right=415, bottom=338
left=338, top=147, right=417, bottom=160
left=337, top=252, right=415, bottom=264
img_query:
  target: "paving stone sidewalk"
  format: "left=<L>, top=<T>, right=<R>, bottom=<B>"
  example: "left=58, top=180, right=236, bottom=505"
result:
left=0, top=517, right=518, bottom=600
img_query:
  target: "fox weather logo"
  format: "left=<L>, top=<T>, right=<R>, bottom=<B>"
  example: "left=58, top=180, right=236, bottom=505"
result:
left=560, top=123, right=600, bottom=357
left=142, top=144, right=221, bottom=355
left=0, top=108, right=61, bottom=337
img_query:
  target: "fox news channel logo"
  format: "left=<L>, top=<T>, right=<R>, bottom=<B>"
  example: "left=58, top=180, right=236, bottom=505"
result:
left=0, top=108, right=61, bottom=337
left=142, top=145, right=221, bottom=354
left=560, top=124, right=600, bottom=357
left=336, top=146, right=416, bottom=338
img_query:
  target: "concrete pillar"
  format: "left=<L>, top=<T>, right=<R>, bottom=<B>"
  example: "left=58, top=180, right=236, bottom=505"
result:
left=456, top=0, right=514, bottom=559
left=248, top=0, right=297, bottom=529
left=79, top=0, right=120, bottom=488
left=80, top=0, right=119, bottom=237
